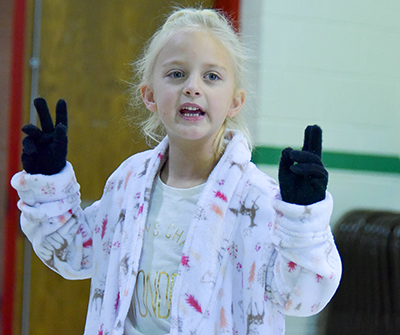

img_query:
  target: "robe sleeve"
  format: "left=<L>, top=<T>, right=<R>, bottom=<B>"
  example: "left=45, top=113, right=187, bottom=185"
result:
left=11, top=162, right=97, bottom=280
left=267, top=192, right=342, bottom=316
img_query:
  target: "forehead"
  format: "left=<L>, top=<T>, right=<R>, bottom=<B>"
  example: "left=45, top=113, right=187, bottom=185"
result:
left=155, top=29, right=233, bottom=70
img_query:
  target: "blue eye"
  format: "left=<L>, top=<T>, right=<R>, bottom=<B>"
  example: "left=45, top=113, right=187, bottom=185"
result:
left=168, top=71, right=184, bottom=79
left=205, top=72, right=220, bottom=81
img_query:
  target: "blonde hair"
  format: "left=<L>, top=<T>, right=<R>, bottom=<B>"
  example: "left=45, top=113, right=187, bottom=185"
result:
left=129, top=7, right=253, bottom=153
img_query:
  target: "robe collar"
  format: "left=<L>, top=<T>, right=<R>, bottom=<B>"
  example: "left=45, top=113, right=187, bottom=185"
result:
left=119, top=130, right=252, bottom=332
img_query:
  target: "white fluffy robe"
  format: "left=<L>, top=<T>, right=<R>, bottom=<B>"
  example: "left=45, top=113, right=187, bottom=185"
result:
left=11, top=131, right=341, bottom=335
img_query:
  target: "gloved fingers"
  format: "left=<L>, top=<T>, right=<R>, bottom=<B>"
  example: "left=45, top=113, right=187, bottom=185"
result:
left=289, top=149, right=323, bottom=165
left=34, top=97, right=54, bottom=133
left=22, top=136, right=38, bottom=155
left=302, top=125, right=322, bottom=158
left=290, top=163, right=328, bottom=179
left=55, top=99, right=68, bottom=129
left=22, top=124, right=43, bottom=139
left=21, top=153, right=38, bottom=174
left=279, top=147, right=294, bottom=171
left=53, top=124, right=68, bottom=172
left=54, top=123, right=67, bottom=141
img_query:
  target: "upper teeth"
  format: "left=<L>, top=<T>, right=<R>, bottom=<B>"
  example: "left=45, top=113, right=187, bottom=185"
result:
left=182, top=106, right=199, bottom=111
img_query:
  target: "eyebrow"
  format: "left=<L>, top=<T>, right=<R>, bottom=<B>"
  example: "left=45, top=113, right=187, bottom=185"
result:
left=160, top=60, right=185, bottom=68
left=161, top=59, right=228, bottom=72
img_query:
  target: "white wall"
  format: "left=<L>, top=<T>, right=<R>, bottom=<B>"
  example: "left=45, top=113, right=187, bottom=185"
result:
left=241, top=0, right=400, bottom=222
left=244, top=0, right=400, bottom=154
left=241, top=1, right=400, bottom=334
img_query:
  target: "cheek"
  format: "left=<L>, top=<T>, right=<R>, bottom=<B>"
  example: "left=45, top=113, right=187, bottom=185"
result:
left=157, top=89, right=176, bottom=106
left=158, top=109, right=170, bottom=119
left=158, top=101, right=176, bottom=122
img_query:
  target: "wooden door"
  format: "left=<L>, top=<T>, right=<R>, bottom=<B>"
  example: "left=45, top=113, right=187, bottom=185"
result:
left=25, top=1, right=212, bottom=334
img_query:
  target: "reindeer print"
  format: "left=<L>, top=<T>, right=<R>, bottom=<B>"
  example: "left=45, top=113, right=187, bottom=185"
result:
left=230, top=197, right=259, bottom=228
left=117, top=209, right=126, bottom=234
left=230, top=196, right=260, bottom=236
left=44, top=256, right=57, bottom=270
left=229, top=160, right=247, bottom=172
left=43, top=232, right=70, bottom=269
left=138, top=158, right=151, bottom=177
left=91, top=277, right=106, bottom=312
left=119, top=254, right=130, bottom=276
left=246, top=301, right=265, bottom=335
left=117, top=178, right=124, bottom=190
left=91, top=287, right=105, bottom=312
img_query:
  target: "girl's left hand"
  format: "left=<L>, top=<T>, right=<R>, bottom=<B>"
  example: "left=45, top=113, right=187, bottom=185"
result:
left=278, top=125, right=328, bottom=205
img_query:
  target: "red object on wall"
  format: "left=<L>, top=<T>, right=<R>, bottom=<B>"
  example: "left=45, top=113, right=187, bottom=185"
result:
left=213, top=0, right=241, bottom=31
left=1, top=0, right=26, bottom=333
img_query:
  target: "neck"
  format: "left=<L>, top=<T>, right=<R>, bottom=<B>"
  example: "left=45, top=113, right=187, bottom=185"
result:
left=160, top=138, right=221, bottom=189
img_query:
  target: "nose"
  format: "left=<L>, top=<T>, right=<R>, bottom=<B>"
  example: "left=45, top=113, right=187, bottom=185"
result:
left=183, top=75, right=201, bottom=97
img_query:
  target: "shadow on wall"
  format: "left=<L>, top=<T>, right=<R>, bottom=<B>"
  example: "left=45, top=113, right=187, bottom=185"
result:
left=318, top=210, right=400, bottom=335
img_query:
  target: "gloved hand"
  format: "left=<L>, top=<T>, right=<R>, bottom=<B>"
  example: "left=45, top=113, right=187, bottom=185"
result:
left=278, top=125, right=328, bottom=205
left=21, top=97, right=68, bottom=175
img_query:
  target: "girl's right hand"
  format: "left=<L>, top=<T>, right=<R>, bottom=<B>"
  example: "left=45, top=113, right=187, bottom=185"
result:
left=21, top=97, right=68, bottom=175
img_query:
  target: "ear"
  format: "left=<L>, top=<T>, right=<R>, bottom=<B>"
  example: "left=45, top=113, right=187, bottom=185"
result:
left=141, top=85, right=157, bottom=112
left=227, top=89, right=246, bottom=118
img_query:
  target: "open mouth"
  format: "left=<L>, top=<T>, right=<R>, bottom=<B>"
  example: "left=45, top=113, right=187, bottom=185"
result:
left=180, top=106, right=206, bottom=118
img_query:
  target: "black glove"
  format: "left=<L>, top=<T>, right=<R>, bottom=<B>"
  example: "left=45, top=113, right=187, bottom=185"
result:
left=278, top=125, right=328, bottom=205
left=21, top=97, right=68, bottom=175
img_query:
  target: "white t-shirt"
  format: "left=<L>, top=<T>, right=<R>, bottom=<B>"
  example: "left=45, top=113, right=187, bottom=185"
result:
left=124, top=175, right=205, bottom=335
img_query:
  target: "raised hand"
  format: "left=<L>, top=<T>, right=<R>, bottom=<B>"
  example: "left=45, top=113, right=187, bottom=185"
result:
left=21, top=98, right=68, bottom=175
left=278, top=125, right=328, bottom=205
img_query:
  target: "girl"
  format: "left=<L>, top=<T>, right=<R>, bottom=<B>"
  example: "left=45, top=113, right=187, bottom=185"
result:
left=12, top=7, right=341, bottom=335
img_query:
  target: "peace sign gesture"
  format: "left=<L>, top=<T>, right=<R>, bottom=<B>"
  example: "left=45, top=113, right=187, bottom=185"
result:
left=21, top=98, right=68, bottom=175
left=278, top=125, right=328, bottom=205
